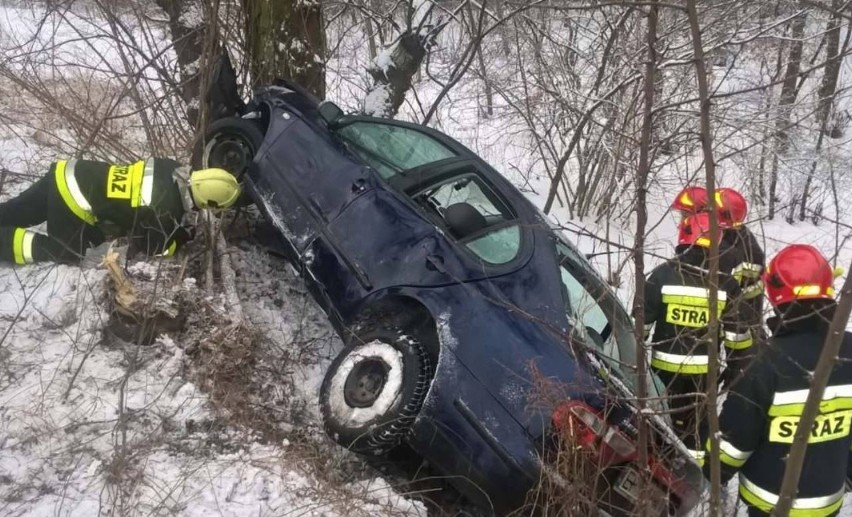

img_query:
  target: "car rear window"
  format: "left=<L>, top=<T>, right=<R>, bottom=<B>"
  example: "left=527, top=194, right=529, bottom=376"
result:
left=338, top=122, right=457, bottom=179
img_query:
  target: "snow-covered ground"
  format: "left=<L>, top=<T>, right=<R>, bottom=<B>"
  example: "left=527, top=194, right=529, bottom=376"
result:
left=0, top=249, right=427, bottom=516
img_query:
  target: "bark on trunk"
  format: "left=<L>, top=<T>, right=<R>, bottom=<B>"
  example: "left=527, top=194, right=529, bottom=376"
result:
left=799, top=0, right=844, bottom=221
left=768, top=8, right=807, bottom=220
left=363, top=1, right=442, bottom=119
left=242, top=0, right=326, bottom=98
left=154, top=0, right=207, bottom=127
left=631, top=1, right=658, bottom=509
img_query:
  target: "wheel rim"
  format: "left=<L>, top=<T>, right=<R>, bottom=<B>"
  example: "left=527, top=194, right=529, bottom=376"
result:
left=343, top=359, right=389, bottom=408
left=205, top=134, right=254, bottom=178
left=327, top=340, right=405, bottom=426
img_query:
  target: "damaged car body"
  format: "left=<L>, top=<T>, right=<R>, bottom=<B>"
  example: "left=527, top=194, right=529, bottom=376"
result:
left=197, top=57, right=706, bottom=516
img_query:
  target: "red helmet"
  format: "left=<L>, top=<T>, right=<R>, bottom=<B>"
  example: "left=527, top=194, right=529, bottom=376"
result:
left=764, top=244, right=835, bottom=307
left=715, top=187, right=748, bottom=228
left=672, top=186, right=708, bottom=214
left=677, top=212, right=721, bottom=249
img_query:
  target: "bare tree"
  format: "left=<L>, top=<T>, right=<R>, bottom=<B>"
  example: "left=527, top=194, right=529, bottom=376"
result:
left=686, top=0, right=724, bottom=513
left=153, top=0, right=208, bottom=125
left=363, top=0, right=445, bottom=118
left=798, top=0, right=848, bottom=221
left=631, top=0, right=658, bottom=509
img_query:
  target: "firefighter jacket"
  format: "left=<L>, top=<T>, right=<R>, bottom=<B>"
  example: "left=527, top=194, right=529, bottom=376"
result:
left=51, top=158, right=194, bottom=256
left=722, top=226, right=766, bottom=336
left=707, top=306, right=852, bottom=516
left=644, top=246, right=751, bottom=375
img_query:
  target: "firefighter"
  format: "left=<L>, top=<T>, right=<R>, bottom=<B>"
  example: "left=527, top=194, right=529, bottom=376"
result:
left=644, top=212, right=750, bottom=464
left=706, top=244, right=852, bottom=517
left=671, top=185, right=708, bottom=221
left=0, top=158, right=240, bottom=265
left=715, top=187, right=766, bottom=384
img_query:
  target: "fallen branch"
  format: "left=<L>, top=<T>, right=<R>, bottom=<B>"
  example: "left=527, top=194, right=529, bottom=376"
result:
left=215, top=224, right=243, bottom=322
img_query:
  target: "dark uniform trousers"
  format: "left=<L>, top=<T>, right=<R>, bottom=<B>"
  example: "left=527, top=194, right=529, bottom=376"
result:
left=0, top=170, right=105, bottom=264
left=706, top=311, right=852, bottom=517
left=0, top=159, right=190, bottom=265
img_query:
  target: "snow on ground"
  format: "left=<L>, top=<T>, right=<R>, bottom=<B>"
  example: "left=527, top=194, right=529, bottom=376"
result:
left=0, top=243, right=427, bottom=516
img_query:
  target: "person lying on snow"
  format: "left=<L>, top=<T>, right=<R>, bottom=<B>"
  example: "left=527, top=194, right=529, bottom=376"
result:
left=0, top=157, right=240, bottom=265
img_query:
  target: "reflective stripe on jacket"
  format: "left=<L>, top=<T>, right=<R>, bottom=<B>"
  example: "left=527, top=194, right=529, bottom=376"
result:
left=50, top=158, right=190, bottom=257
left=706, top=314, right=852, bottom=515
left=644, top=248, right=749, bottom=375
left=55, top=160, right=97, bottom=224
left=12, top=228, right=36, bottom=265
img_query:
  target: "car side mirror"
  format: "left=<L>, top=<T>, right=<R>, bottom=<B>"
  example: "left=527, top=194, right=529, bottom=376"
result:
left=585, top=326, right=606, bottom=348
left=319, top=100, right=344, bottom=128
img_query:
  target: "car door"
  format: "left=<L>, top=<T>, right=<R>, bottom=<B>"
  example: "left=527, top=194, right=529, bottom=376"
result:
left=314, top=158, right=534, bottom=304
left=250, top=105, right=372, bottom=254
left=293, top=117, right=469, bottom=316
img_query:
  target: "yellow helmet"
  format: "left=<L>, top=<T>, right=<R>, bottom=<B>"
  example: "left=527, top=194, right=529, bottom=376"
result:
left=189, top=168, right=241, bottom=209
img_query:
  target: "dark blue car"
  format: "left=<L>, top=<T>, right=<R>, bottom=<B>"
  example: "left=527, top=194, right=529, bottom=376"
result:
left=198, top=69, right=704, bottom=515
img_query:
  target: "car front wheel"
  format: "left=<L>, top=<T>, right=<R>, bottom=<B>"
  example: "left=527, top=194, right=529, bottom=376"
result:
left=320, top=326, right=432, bottom=455
left=193, top=117, right=264, bottom=207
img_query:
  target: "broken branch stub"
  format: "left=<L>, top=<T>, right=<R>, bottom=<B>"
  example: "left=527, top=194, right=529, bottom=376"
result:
left=363, top=9, right=445, bottom=119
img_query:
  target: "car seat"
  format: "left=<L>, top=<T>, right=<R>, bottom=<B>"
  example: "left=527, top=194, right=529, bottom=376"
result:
left=445, top=203, right=488, bottom=240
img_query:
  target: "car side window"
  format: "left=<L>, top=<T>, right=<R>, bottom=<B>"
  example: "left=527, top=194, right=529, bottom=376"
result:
left=466, top=226, right=521, bottom=264
left=556, top=240, right=668, bottom=415
left=337, top=122, right=457, bottom=179
left=556, top=242, right=636, bottom=377
left=559, top=265, right=610, bottom=340
left=412, top=174, right=521, bottom=264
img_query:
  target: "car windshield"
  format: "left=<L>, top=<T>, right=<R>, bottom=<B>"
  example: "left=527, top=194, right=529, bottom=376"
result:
left=337, top=121, right=458, bottom=179
left=555, top=241, right=665, bottom=407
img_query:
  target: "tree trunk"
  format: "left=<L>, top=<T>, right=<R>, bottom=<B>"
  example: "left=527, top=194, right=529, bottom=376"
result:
left=154, top=0, right=208, bottom=126
left=476, top=42, right=493, bottom=118
left=242, top=0, right=326, bottom=98
left=686, top=0, right=723, bottom=513
left=363, top=0, right=443, bottom=119
left=799, top=0, right=844, bottom=221
left=768, top=8, right=807, bottom=220
left=364, top=11, right=378, bottom=62
left=631, top=2, right=657, bottom=511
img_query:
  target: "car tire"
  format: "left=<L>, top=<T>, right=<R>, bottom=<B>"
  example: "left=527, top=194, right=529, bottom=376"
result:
left=193, top=117, right=264, bottom=207
left=320, top=325, right=433, bottom=455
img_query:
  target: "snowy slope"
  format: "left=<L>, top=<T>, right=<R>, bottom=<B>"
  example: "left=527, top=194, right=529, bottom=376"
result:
left=0, top=247, right=427, bottom=516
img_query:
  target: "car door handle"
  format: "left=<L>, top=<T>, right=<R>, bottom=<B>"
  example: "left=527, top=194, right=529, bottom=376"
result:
left=352, top=178, right=367, bottom=192
left=426, top=254, right=446, bottom=273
